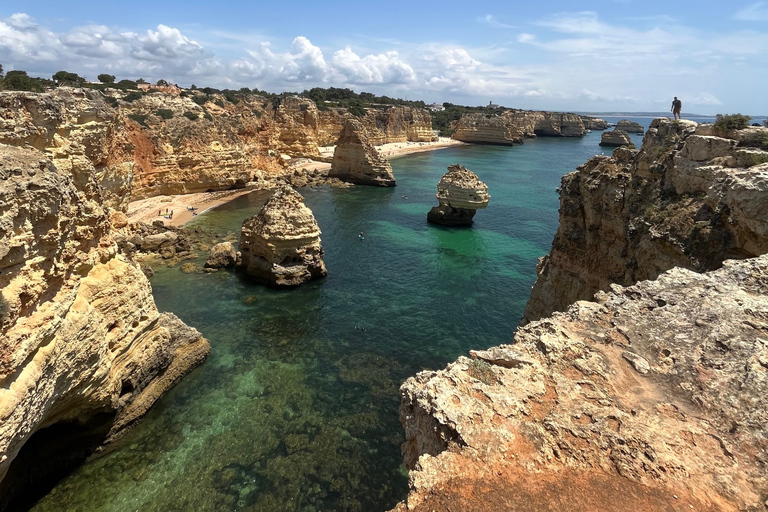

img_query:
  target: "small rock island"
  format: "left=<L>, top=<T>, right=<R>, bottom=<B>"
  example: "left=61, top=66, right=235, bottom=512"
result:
left=238, top=186, right=327, bottom=286
left=427, top=164, right=490, bottom=226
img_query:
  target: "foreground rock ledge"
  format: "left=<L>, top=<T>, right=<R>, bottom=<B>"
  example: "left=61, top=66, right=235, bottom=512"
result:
left=238, top=186, right=327, bottom=286
left=427, top=164, right=490, bottom=226
left=394, top=255, right=768, bottom=512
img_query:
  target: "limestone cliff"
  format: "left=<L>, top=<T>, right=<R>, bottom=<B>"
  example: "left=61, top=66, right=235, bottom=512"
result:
left=0, top=144, right=210, bottom=502
left=581, top=116, right=609, bottom=130
left=524, top=119, right=768, bottom=324
left=616, top=119, right=645, bottom=133
left=427, top=164, right=490, bottom=226
left=330, top=119, right=396, bottom=186
left=238, top=186, right=327, bottom=286
left=361, top=106, right=437, bottom=144
left=452, top=110, right=585, bottom=144
left=395, top=255, right=768, bottom=511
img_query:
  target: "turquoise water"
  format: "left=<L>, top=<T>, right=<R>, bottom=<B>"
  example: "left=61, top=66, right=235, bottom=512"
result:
left=32, top=132, right=626, bottom=512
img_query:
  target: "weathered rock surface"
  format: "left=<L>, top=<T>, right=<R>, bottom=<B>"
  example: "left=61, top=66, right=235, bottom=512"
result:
left=599, top=129, right=633, bottom=147
left=0, top=144, right=210, bottom=499
left=238, top=186, right=327, bottom=286
left=395, top=255, right=768, bottom=512
left=427, top=164, right=490, bottom=226
left=361, top=106, right=437, bottom=144
left=524, top=118, right=768, bottom=324
left=330, top=119, right=396, bottom=186
left=581, top=116, right=609, bottom=130
left=616, top=119, right=645, bottom=133
left=452, top=110, right=585, bottom=144
left=204, top=242, right=239, bottom=269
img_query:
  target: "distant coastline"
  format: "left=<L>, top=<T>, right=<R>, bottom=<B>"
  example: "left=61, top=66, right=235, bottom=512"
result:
left=577, top=111, right=767, bottom=119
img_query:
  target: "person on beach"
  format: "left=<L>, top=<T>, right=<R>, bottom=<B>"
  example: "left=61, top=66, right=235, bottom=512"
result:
left=671, top=97, right=682, bottom=120
left=170, top=209, right=174, bottom=219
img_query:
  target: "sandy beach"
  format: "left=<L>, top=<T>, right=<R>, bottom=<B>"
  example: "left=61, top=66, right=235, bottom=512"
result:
left=126, top=137, right=466, bottom=227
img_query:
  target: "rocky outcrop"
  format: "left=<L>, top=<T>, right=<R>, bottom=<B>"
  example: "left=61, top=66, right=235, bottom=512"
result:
left=523, top=118, right=768, bottom=324
left=452, top=110, right=585, bottom=145
left=0, top=143, right=210, bottom=500
left=329, top=119, right=396, bottom=186
left=204, top=242, right=239, bottom=269
left=616, top=119, right=645, bottom=133
left=238, top=186, right=327, bottom=286
left=427, top=164, right=490, bottom=226
left=581, top=116, right=609, bottom=130
left=599, top=129, right=633, bottom=147
left=395, top=255, right=768, bottom=511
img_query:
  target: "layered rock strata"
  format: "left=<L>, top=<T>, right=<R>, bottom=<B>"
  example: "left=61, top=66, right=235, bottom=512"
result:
left=0, top=143, right=210, bottom=501
left=616, top=119, right=645, bottom=133
left=329, top=119, right=396, bottom=186
left=599, top=129, right=633, bottom=147
left=361, top=106, right=437, bottom=144
left=452, top=110, right=585, bottom=144
left=524, top=118, right=768, bottom=323
left=581, top=116, right=609, bottom=130
left=238, top=186, right=327, bottom=286
left=427, top=164, right=490, bottom=226
left=395, top=255, right=768, bottom=511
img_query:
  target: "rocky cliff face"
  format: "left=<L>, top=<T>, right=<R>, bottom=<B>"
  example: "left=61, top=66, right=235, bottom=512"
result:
left=581, top=116, right=609, bottom=130
left=452, top=110, right=585, bottom=144
left=427, top=164, right=490, bottom=226
left=524, top=119, right=768, bottom=324
left=0, top=143, right=210, bottom=503
left=395, top=255, right=768, bottom=511
left=361, top=106, right=437, bottom=144
left=616, top=119, right=645, bottom=133
left=238, top=186, right=327, bottom=286
left=330, top=119, right=396, bottom=186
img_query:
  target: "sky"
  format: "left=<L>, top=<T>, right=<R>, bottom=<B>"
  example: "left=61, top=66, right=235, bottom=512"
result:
left=1, top=0, right=767, bottom=114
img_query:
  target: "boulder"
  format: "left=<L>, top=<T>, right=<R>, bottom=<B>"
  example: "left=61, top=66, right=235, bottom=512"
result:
left=204, top=242, right=238, bottom=269
left=427, top=164, right=490, bottom=226
left=329, top=119, right=396, bottom=186
left=599, top=129, right=633, bottom=147
left=238, top=186, right=327, bottom=286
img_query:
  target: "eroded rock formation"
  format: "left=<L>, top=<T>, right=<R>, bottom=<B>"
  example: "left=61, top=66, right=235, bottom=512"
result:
left=452, top=110, right=585, bottom=144
left=524, top=118, right=768, bottom=323
left=361, top=106, right=437, bottom=144
left=599, top=129, right=633, bottom=147
left=581, top=116, right=609, bottom=130
left=427, top=164, right=490, bottom=226
left=616, top=119, right=645, bottom=133
left=0, top=143, right=210, bottom=503
left=238, top=186, right=327, bottom=286
left=329, top=119, right=396, bottom=186
left=394, top=255, right=768, bottom=511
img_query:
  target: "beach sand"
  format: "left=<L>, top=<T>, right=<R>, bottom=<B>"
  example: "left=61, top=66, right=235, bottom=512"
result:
left=126, top=137, right=466, bottom=227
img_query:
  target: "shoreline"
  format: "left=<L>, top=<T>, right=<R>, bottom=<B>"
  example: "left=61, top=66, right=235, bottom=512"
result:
left=125, top=137, right=466, bottom=227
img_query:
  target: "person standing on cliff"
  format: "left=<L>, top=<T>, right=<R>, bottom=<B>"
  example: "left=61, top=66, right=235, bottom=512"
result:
left=671, top=97, right=682, bottom=120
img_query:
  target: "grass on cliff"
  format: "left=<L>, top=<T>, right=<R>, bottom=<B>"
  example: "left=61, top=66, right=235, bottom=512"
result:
left=714, top=113, right=751, bottom=131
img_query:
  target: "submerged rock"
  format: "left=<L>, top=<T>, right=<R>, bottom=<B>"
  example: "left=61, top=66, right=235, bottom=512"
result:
left=238, top=186, right=327, bottom=286
left=599, top=129, right=633, bottom=147
left=427, top=164, right=490, bottom=226
left=329, top=119, right=396, bottom=186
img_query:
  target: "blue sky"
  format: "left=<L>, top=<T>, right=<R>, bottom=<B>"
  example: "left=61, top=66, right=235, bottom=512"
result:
left=2, top=0, right=767, bottom=114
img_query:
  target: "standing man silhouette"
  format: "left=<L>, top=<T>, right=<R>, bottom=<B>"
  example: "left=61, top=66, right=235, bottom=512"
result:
left=671, top=97, right=682, bottom=120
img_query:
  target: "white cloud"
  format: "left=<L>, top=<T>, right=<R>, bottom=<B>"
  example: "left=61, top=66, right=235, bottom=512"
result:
left=477, top=15, right=516, bottom=29
left=734, top=2, right=768, bottom=21
left=688, top=93, right=723, bottom=106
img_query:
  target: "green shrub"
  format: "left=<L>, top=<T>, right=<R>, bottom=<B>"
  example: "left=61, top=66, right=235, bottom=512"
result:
left=715, top=113, right=751, bottom=131
left=214, top=99, right=225, bottom=108
left=1, top=70, right=44, bottom=92
left=183, top=111, right=199, bottom=121
left=156, top=109, right=174, bottom=120
left=98, top=74, right=115, bottom=83
left=739, top=130, right=768, bottom=150
left=123, top=91, right=143, bottom=102
left=104, top=96, right=119, bottom=108
left=252, top=110, right=262, bottom=118
left=128, top=114, right=148, bottom=127
left=466, top=358, right=497, bottom=385
left=192, top=95, right=208, bottom=106
left=204, top=112, right=213, bottom=121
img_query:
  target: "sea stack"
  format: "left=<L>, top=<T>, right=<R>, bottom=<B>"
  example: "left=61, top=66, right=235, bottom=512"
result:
left=616, top=119, right=645, bottom=133
left=329, top=119, right=396, bottom=186
left=238, top=186, right=327, bottom=286
left=599, top=129, right=633, bottom=147
left=427, top=164, right=490, bottom=226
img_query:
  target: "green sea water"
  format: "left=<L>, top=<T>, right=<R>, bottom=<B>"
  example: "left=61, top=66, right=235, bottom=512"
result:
left=31, top=131, right=630, bottom=512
